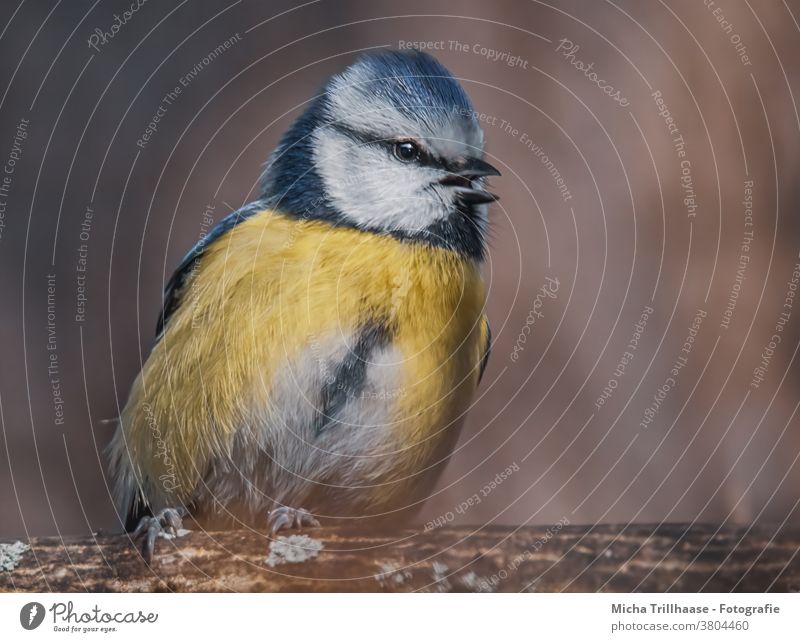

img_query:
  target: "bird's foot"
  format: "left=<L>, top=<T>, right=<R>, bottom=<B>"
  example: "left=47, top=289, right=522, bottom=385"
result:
left=267, top=506, right=320, bottom=535
left=131, top=506, right=188, bottom=564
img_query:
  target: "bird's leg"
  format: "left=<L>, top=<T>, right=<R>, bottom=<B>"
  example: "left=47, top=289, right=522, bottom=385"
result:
left=267, top=506, right=320, bottom=536
left=131, top=506, right=188, bottom=564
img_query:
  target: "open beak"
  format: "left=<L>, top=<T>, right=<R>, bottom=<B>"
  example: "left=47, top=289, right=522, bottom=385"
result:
left=439, top=157, right=501, bottom=204
left=454, top=157, right=501, bottom=178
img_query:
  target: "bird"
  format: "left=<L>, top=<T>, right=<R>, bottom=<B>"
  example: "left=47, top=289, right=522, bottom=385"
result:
left=107, top=49, right=500, bottom=562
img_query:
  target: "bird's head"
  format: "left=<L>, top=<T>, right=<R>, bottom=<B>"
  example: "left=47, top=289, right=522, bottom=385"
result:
left=260, top=49, right=500, bottom=260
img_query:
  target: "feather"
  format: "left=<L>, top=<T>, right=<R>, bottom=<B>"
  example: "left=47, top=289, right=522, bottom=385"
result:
left=110, top=208, right=487, bottom=521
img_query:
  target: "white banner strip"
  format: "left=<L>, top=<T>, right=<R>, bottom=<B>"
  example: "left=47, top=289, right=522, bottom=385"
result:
left=1, top=593, right=798, bottom=640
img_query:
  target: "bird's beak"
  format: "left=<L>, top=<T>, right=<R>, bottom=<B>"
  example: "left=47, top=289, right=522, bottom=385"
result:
left=452, top=186, right=500, bottom=204
left=455, top=157, right=502, bottom=178
left=439, top=156, right=501, bottom=204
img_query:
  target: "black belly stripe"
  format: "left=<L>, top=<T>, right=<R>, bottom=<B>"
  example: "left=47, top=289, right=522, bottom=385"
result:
left=315, top=321, right=391, bottom=435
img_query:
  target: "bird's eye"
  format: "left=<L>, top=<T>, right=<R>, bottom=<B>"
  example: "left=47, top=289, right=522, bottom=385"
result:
left=393, top=141, right=419, bottom=162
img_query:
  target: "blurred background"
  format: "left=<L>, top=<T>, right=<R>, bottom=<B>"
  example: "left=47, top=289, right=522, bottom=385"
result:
left=1, top=0, right=799, bottom=539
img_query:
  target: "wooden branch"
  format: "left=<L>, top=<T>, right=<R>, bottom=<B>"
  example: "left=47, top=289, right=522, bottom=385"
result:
left=2, top=523, right=798, bottom=592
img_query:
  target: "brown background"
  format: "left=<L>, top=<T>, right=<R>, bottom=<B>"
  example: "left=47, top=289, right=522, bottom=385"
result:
left=1, top=0, right=799, bottom=538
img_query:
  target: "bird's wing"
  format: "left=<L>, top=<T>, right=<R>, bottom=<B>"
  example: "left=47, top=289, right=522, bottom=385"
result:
left=155, top=201, right=264, bottom=339
left=123, top=202, right=265, bottom=529
left=478, top=314, right=491, bottom=384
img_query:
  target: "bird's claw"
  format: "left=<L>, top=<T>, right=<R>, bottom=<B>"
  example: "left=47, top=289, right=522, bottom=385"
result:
left=132, top=506, right=187, bottom=564
left=267, top=506, right=319, bottom=535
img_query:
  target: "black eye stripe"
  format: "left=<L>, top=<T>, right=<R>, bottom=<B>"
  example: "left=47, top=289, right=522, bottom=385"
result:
left=328, top=123, right=444, bottom=168
left=329, top=122, right=375, bottom=145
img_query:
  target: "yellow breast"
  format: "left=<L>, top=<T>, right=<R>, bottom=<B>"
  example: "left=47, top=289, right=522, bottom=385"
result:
left=121, top=209, right=486, bottom=506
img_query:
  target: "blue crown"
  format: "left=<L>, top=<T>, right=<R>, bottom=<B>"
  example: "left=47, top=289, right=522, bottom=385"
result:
left=342, top=49, right=475, bottom=123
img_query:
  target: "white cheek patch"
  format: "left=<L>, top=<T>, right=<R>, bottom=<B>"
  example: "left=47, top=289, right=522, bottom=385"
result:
left=313, top=128, right=450, bottom=234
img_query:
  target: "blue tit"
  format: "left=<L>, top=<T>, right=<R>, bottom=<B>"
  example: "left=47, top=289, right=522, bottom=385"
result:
left=107, top=49, right=499, bottom=562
